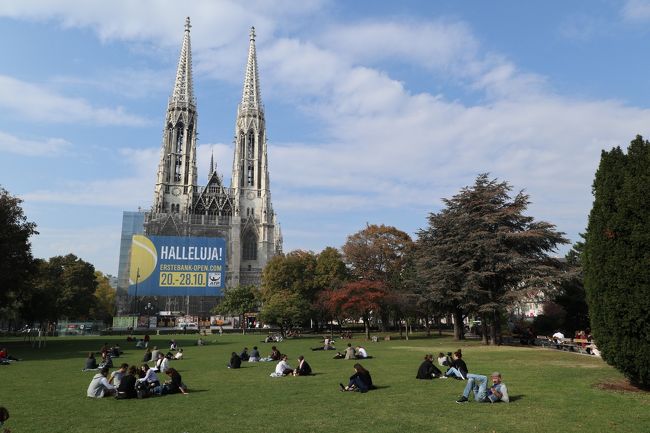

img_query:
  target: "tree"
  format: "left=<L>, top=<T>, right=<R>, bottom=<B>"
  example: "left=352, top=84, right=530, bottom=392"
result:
left=258, top=290, right=310, bottom=336
left=584, top=135, right=650, bottom=388
left=260, top=250, right=318, bottom=327
left=321, top=280, right=391, bottom=340
left=312, top=247, right=349, bottom=331
left=213, top=285, right=258, bottom=334
left=553, top=239, right=589, bottom=335
left=0, top=186, right=37, bottom=319
left=417, top=174, right=568, bottom=343
left=92, top=271, right=116, bottom=325
left=48, top=254, right=98, bottom=320
left=342, top=224, right=413, bottom=330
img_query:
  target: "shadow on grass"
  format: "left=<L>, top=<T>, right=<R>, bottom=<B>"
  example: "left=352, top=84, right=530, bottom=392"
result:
left=508, top=394, right=525, bottom=402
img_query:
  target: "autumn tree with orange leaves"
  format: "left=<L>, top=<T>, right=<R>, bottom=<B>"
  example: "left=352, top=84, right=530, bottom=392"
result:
left=320, top=280, right=391, bottom=339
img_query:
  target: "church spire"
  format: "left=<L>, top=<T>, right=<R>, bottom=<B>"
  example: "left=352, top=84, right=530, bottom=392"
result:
left=151, top=17, right=198, bottom=215
left=240, top=26, right=262, bottom=111
left=171, top=17, right=195, bottom=107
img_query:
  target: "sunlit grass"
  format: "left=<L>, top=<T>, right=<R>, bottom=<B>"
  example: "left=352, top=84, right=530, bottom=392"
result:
left=0, top=332, right=648, bottom=433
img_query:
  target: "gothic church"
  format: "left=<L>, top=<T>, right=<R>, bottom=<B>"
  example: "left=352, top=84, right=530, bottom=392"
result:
left=142, top=18, right=282, bottom=312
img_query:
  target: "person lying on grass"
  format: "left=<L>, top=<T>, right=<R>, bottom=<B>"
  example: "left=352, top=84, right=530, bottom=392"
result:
left=456, top=372, right=509, bottom=403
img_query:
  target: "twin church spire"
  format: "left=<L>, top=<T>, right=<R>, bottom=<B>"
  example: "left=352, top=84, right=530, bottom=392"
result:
left=152, top=18, right=269, bottom=215
left=147, top=17, right=281, bottom=290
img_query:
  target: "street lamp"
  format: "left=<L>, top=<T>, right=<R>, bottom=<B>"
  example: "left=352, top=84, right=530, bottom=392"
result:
left=132, top=267, right=140, bottom=329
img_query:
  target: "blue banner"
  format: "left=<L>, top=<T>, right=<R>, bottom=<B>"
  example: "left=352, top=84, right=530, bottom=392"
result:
left=128, top=235, right=226, bottom=296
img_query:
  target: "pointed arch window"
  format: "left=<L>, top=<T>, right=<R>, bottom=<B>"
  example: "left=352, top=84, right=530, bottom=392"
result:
left=247, top=164, right=254, bottom=186
left=242, top=231, right=257, bottom=261
left=248, top=129, right=255, bottom=159
left=175, top=123, right=184, bottom=153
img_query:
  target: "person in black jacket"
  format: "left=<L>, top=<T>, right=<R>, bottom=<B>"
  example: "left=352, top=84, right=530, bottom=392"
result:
left=228, top=352, right=242, bottom=369
left=341, top=363, right=373, bottom=392
left=116, top=366, right=138, bottom=399
left=162, top=367, right=187, bottom=394
left=445, top=351, right=468, bottom=379
left=416, top=354, right=444, bottom=379
left=293, top=355, right=312, bottom=376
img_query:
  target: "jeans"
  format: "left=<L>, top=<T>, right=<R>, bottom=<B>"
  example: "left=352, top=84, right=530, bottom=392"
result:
left=462, top=374, right=488, bottom=401
left=446, top=367, right=465, bottom=379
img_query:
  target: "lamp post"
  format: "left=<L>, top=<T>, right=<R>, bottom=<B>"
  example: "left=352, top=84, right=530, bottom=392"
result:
left=132, top=267, right=140, bottom=329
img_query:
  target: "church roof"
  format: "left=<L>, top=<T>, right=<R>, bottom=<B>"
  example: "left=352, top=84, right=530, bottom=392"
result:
left=170, top=17, right=196, bottom=108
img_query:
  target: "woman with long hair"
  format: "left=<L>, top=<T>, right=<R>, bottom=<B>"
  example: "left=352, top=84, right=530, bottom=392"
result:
left=340, top=363, right=373, bottom=392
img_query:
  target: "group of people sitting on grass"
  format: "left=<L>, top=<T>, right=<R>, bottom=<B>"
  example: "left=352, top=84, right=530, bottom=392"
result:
left=87, top=362, right=188, bottom=399
left=414, top=349, right=509, bottom=403
left=85, top=338, right=189, bottom=399
left=332, top=343, right=370, bottom=360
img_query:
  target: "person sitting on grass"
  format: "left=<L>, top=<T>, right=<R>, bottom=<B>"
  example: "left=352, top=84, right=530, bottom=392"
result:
left=116, top=366, right=138, bottom=399
left=333, top=351, right=345, bottom=359
left=270, top=354, right=293, bottom=377
left=83, top=352, right=98, bottom=371
left=293, top=355, right=312, bottom=376
left=311, top=337, right=335, bottom=351
left=98, top=351, right=113, bottom=369
left=239, top=347, right=250, bottom=361
left=261, top=346, right=282, bottom=362
left=138, top=364, right=161, bottom=394
left=86, top=366, right=117, bottom=398
left=445, top=351, right=468, bottom=380
left=248, top=346, right=260, bottom=362
left=456, top=372, right=509, bottom=403
left=174, top=348, right=184, bottom=360
left=162, top=367, right=188, bottom=395
left=340, top=363, right=374, bottom=393
left=228, top=352, right=242, bottom=369
left=197, top=337, right=205, bottom=346
left=0, top=406, right=9, bottom=433
left=355, top=346, right=368, bottom=359
left=416, top=354, right=444, bottom=380
left=154, top=352, right=170, bottom=373
left=437, top=352, right=452, bottom=368
left=344, top=343, right=356, bottom=360
left=109, top=363, right=129, bottom=387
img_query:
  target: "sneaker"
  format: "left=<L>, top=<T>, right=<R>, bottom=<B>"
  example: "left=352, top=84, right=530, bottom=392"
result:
left=439, top=375, right=448, bottom=379
left=456, top=396, right=469, bottom=404
left=339, top=383, right=346, bottom=391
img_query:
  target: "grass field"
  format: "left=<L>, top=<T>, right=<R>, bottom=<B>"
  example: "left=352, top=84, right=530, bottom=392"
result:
left=0, top=332, right=648, bottom=433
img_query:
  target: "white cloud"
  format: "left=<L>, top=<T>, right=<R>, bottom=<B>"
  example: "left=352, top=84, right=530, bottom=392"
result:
left=32, top=225, right=121, bottom=274
left=621, top=0, right=650, bottom=21
left=0, top=75, right=150, bottom=125
left=0, top=130, right=71, bottom=156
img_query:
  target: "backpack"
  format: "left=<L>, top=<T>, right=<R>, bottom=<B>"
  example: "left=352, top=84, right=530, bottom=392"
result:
left=135, top=381, right=149, bottom=399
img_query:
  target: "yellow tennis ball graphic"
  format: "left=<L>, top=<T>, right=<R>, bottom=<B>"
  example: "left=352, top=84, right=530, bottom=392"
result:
left=129, top=235, right=158, bottom=284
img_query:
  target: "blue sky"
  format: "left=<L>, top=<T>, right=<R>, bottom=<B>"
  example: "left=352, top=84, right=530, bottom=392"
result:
left=2, top=0, right=650, bottom=276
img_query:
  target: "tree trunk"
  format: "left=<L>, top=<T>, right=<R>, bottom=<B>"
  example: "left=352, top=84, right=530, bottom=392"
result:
left=453, top=309, right=464, bottom=340
left=405, top=318, right=410, bottom=341
left=493, top=311, right=502, bottom=346
left=425, top=315, right=431, bottom=337
left=482, top=313, right=490, bottom=345
left=364, top=318, right=370, bottom=340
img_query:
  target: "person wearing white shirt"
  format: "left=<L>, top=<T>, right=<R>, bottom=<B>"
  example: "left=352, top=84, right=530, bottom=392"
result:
left=271, top=355, right=293, bottom=377
left=154, top=353, right=170, bottom=373
left=356, top=346, right=368, bottom=359
left=87, top=367, right=117, bottom=398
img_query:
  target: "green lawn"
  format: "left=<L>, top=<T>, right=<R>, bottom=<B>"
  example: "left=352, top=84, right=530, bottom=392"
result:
left=0, top=333, right=648, bottom=433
